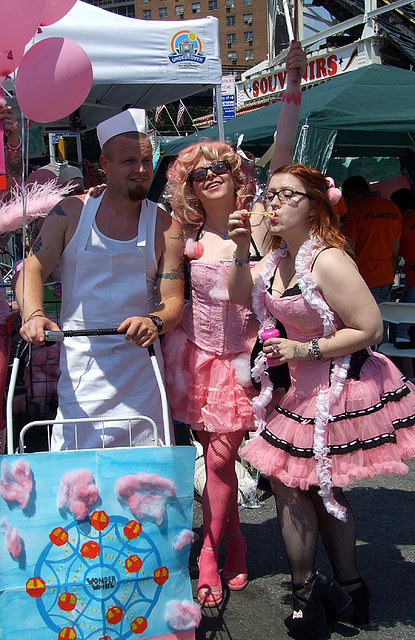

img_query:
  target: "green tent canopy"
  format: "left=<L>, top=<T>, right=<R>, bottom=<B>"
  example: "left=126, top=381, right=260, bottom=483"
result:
left=158, top=64, right=415, bottom=168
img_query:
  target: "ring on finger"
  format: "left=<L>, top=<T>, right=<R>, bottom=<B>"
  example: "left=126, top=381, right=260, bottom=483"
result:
left=271, top=344, right=279, bottom=354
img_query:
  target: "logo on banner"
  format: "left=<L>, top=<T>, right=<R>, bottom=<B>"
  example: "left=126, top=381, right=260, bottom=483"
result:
left=169, top=30, right=206, bottom=66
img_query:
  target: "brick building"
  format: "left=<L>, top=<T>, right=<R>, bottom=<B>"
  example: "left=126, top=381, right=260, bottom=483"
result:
left=84, top=0, right=269, bottom=78
left=85, top=0, right=136, bottom=17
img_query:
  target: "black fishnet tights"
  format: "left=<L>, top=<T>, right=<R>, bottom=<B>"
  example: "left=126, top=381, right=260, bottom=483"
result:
left=270, top=478, right=360, bottom=588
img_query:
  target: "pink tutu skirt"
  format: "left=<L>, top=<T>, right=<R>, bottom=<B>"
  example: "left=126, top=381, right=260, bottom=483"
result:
left=241, top=352, right=415, bottom=489
left=162, top=325, right=256, bottom=433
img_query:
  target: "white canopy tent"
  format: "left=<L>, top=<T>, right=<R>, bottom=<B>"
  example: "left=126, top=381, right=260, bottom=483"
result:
left=11, top=1, right=223, bottom=136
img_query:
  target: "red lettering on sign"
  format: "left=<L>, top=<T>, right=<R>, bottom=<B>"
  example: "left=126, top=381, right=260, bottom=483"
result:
left=308, top=60, right=315, bottom=81
left=327, top=55, right=337, bottom=76
left=277, top=71, right=287, bottom=90
left=268, top=74, right=277, bottom=92
left=252, top=80, right=259, bottom=98
left=316, top=58, right=327, bottom=79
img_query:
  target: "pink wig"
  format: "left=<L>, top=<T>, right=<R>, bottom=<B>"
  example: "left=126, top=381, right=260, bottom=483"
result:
left=166, top=138, right=256, bottom=228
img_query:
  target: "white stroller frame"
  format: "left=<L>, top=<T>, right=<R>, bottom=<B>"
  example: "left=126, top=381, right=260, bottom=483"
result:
left=6, top=331, right=172, bottom=454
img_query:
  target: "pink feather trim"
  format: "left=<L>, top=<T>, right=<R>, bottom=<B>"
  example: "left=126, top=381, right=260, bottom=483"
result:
left=0, top=180, right=74, bottom=233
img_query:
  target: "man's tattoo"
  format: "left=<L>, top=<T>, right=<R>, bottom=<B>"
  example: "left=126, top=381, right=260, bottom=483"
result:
left=51, top=202, right=67, bottom=217
left=157, top=255, right=185, bottom=281
left=157, top=266, right=185, bottom=281
left=30, top=236, right=42, bottom=256
left=170, top=231, right=186, bottom=244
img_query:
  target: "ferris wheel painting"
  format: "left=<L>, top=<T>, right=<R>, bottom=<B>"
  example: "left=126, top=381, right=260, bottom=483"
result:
left=0, top=446, right=198, bottom=640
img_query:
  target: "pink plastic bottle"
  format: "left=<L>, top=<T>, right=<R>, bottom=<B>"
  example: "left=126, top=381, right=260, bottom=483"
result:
left=260, top=326, right=281, bottom=366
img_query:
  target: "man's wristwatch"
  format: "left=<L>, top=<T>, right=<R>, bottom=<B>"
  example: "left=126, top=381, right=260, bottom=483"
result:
left=145, top=314, right=163, bottom=333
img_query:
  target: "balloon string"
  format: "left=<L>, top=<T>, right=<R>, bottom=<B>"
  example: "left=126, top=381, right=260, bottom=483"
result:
left=21, top=115, right=29, bottom=325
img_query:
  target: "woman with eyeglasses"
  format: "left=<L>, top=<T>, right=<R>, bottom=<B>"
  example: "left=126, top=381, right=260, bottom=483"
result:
left=228, top=163, right=415, bottom=638
left=161, top=42, right=306, bottom=609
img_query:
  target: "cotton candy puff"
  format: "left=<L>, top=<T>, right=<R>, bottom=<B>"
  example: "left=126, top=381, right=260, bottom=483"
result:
left=185, top=237, right=204, bottom=259
left=0, top=458, right=33, bottom=509
left=173, top=528, right=197, bottom=551
left=165, top=599, right=202, bottom=630
left=115, top=472, right=176, bottom=526
left=2, top=517, right=23, bottom=559
left=57, top=469, right=100, bottom=520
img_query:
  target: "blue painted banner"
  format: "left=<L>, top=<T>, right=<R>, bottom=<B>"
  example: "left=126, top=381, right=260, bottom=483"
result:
left=0, top=446, right=197, bottom=640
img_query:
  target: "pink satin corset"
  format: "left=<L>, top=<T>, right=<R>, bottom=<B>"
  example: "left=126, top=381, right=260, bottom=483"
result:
left=180, top=260, right=258, bottom=355
left=266, top=289, right=343, bottom=398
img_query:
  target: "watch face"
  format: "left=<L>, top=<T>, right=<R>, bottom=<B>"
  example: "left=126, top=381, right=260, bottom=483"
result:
left=147, top=315, right=163, bottom=332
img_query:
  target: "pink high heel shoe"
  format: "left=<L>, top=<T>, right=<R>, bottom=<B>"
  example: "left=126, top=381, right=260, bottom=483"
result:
left=222, top=532, right=248, bottom=591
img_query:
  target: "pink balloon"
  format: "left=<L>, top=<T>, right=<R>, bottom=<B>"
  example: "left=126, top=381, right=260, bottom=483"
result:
left=40, top=0, right=77, bottom=26
left=15, top=37, right=93, bottom=123
left=0, top=0, right=46, bottom=52
left=0, top=48, right=24, bottom=77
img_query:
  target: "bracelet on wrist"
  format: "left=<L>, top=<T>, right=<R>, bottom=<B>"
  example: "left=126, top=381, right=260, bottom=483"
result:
left=5, top=135, right=22, bottom=151
left=26, top=308, right=46, bottom=322
left=308, top=337, right=323, bottom=360
left=282, top=90, right=302, bottom=106
left=233, top=250, right=250, bottom=268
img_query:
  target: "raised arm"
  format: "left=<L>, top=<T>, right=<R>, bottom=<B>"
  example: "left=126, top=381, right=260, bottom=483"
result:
left=270, top=40, right=306, bottom=173
left=118, top=209, right=184, bottom=347
left=15, top=198, right=78, bottom=344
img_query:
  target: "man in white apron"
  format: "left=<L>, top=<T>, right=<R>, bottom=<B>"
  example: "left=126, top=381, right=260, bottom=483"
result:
left=16, top=109, right=184, bottom=450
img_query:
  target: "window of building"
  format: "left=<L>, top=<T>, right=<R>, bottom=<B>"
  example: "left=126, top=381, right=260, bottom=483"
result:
left=192, top=2, right=201, bottom=12
left=143, top=8, right=151, bottom=18
left=228, top=51, right=237, bottom=62
left=227, top=33, right=236, bottom=45
left=208, top=0, right=218, bottom=11
left=244, top=31, right=253, bottom=43
left=226, top=15, right=235, bottom=26
left=243, top=0, right=252, bottom=5
left=159, top=6, right=167, bottom=17
left=245, top=49, right=254, bottom=60
left=143, top=0, right=150, bottom=3
left=225, top=0, right=235, bottom=7
left=175, top=4, right=184, bottom=15
left=244, top=13, right=253, bottom=25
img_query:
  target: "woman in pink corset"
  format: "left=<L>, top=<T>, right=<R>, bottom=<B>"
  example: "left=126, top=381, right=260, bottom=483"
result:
left=162, top=41, right=306, bottom=609
left=228, top=163, right=415, bottom=639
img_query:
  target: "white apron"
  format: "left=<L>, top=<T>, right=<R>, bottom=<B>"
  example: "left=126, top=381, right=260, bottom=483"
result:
left=51, top=193, right=173, bottom=450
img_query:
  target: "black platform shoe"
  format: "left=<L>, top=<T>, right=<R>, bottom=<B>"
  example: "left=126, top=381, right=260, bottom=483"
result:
left=284, top=570, right=352, bottom=640
left=326, top=577, right=371, bottom=626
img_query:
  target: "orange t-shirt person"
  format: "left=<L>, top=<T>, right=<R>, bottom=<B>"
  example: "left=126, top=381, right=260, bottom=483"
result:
left=342, top=176, right=401, bottom=294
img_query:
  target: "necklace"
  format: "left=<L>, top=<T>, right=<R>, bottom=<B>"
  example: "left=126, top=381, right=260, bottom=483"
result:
left=285, top=256, right=297, bottom=288
left=203, top=221, right=228, bottom=240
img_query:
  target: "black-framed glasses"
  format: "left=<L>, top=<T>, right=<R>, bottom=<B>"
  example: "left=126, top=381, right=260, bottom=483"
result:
left=188, top=160, right=231, bottom=182
left=265, top=188, right=309, bottom=204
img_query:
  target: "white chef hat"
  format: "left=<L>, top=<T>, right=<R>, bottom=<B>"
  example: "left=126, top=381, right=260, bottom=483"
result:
left=97, top=109, right=147, bottom=148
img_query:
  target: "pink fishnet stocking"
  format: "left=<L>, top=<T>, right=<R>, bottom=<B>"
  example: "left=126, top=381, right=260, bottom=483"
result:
left=197, top=429, right=245, bottom=591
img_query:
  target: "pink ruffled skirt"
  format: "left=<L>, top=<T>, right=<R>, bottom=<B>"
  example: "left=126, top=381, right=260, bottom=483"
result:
left=162, top=325, right=255, bottom=433
left=241, top=352, right=415, bottom=489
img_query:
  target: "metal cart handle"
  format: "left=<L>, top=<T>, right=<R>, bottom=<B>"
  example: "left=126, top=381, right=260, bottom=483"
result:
left=6, top=330, right=171, bottom=454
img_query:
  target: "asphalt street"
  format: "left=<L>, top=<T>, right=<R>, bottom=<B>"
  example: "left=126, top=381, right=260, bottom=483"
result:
left=189, top=459, right=415, bottom=640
